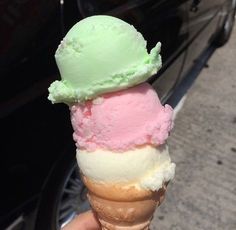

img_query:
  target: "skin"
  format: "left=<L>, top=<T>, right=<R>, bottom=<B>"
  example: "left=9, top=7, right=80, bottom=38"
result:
left=62, top=211, right=101, bottom=230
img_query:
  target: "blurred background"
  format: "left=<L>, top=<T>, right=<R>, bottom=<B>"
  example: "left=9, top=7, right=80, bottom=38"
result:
left=0, top=0, right=235, bottom=230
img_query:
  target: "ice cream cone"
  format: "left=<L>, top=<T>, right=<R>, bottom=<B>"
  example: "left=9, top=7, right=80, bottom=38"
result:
left=82, top=175, right=167, bottom=230
left=48, top=15, right=175, bottom=230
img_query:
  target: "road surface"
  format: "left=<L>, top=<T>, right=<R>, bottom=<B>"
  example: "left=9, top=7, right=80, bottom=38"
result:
left=151, top=26, right=236, bottom=230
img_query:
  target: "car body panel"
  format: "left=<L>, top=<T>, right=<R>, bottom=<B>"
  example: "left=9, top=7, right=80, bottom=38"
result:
left=180, top=0, right=227, bottom=80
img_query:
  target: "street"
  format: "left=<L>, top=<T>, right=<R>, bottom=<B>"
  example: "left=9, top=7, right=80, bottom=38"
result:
left=151, top=25, right=236, bottom=230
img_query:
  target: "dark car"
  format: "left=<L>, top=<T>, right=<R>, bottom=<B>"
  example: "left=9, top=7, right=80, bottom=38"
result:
left=0, top=0, right=235, bottom=229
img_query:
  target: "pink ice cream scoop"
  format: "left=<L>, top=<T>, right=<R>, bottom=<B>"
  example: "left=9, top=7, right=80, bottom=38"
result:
left=70, top=83, right=173, bottom=152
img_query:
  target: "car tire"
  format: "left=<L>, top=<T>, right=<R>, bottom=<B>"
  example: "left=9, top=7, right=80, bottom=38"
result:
left=35, top=150, right=89, bottom=230
left=215, top=0, right=236, bottom=46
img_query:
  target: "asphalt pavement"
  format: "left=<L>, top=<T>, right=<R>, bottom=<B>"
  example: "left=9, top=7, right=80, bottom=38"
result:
left=151, top=25, right=236, bottom=230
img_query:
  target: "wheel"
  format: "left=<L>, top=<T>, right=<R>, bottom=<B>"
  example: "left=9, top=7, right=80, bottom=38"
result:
left=215, top=0, right=236, bottom=46
left=35, top=152, right=90, bottom=230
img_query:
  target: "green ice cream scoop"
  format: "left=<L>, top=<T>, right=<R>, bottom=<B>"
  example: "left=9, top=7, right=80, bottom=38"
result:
left=48, top=15, right=162, bottom=104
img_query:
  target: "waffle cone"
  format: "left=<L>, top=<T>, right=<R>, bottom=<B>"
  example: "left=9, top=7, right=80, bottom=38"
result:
left=82, top=175, right=167, bottom=230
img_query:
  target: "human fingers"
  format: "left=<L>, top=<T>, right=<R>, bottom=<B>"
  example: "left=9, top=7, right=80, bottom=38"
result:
left=62, top=210, right=101, bottom=230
